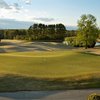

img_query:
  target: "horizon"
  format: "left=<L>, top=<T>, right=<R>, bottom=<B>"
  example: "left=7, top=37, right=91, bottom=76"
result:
left=0, top=0, right=100, bottom=29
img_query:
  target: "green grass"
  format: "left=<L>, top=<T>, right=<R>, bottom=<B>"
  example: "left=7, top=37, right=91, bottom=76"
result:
left=0, top=50, right=100, bottom=91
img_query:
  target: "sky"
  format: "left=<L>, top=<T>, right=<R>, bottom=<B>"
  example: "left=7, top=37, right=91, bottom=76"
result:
left=0, top=0, right=100, bottom=29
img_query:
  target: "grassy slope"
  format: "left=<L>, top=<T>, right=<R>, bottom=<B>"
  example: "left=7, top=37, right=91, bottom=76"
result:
left=0, top=50, right=100, bottom=91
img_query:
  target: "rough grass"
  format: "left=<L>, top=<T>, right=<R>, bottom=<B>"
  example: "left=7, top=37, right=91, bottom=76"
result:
left=0, top=50, right=100, bottom=92
left=0, top=73, right=100, bottom=92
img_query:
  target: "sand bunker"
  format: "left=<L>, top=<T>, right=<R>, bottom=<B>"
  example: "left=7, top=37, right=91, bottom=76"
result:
left=0, top=40, right=71, bottom=53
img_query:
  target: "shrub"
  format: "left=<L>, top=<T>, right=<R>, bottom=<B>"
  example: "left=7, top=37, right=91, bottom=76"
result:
left=88, top=93, right=100, bottom=100
left=64, top=36, right=96, bottom=48
left=64, top=37, right=80, bottom=47
left=64, top=37, right=76, bottom=46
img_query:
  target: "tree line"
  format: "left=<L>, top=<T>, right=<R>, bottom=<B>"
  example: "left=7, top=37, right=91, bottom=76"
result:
left=28, top=23, right=66, bottom=41
left=0, top=23, right=76, bottom=42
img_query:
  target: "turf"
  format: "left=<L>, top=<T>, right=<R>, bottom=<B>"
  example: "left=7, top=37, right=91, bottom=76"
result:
left=0, top=50, right=100, bottom=91
left=0, top=51, right=100, bottom=78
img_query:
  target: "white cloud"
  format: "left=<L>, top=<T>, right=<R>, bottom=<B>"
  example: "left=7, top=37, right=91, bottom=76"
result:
left=0, top=0, right=51, bottom=22
left=0, top=0, right=10, bottom=9
left=33, top=17, right=55, bottom=22
left=0, top=0, right=59, bottom=29
left=20, top=0, right=32, bottom=4
left=12, top=3, right=21, bottom=10
left=0, top=18, right=33, bottom=29
left=1, top=1, right=55, bottom=21
left=0, top=7, right=52, bottom=23
left=24, top=0, right=32, bottom=4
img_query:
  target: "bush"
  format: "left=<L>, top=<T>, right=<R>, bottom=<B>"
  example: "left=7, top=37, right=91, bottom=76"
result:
left=64, top=37, right=80, bottom=47
left=88, top=93, right=100, bottom=100
left=64, top=37, right=97, bottom=48
left=64, top=37, right=75, bottom=46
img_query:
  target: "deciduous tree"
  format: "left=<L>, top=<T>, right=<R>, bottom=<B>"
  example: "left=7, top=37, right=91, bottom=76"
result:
left=77, top=14, right=99, bottom=48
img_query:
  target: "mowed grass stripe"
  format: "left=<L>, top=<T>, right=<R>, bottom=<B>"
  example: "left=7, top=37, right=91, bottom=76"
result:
left=0, top=51, right=74, bottom=57
left=0, top=52, right=69, bottom=58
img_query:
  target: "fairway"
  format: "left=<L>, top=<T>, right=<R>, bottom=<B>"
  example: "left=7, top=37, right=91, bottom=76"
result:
left=0, top=40, right=100, bottom=91
left=0, top=51, right=100, bottom=78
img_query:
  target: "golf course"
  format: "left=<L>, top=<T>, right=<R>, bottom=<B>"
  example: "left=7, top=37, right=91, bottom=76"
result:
left=0, top=40, right=100, bottom=92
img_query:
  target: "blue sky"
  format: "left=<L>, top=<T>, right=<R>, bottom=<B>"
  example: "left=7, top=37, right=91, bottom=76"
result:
left=0, top=0, right=100, bottom=29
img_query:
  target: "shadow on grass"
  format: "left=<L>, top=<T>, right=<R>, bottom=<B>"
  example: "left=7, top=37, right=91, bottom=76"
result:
left=79, top=51, right=100, bottom=56
left=0, top=74, right=100, bottom=92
